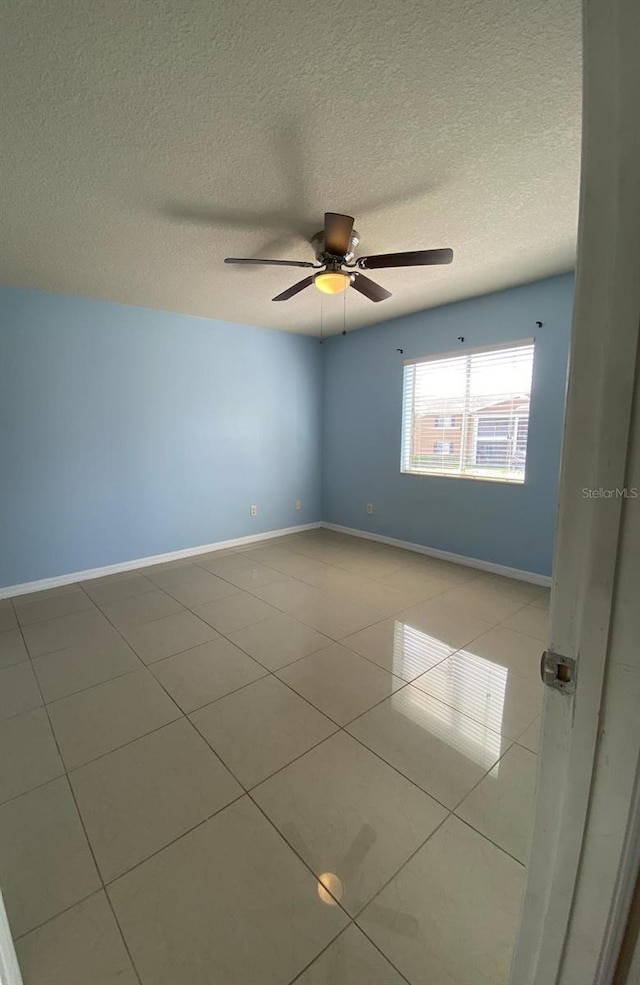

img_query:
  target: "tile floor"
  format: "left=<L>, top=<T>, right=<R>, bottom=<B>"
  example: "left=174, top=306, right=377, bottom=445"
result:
left=0, top=529, right=548, bottom=985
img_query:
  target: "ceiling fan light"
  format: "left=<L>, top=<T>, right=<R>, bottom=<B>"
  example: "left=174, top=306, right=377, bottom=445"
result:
left=314, top=271, right=351, bottom=295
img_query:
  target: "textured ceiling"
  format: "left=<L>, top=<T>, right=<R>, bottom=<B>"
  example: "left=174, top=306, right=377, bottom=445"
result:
left=1, top=0, right=581, bottom=336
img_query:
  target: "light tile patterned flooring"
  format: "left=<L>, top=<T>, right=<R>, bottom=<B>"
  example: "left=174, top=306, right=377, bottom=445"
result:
left=0, top=529, right=548, bottom=985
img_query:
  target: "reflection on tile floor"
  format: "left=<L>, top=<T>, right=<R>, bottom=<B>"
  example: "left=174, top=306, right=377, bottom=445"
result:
left=0, top=529, right=548, bottom=984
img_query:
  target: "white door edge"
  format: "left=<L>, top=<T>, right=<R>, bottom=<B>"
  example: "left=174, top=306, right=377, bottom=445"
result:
left=0, top=890, right=22, bottom=985
left=510, top=0, right=640, bottom=982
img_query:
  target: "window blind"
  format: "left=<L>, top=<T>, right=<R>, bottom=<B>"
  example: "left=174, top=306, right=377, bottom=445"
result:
left=401, top=340, right=535, bottom=483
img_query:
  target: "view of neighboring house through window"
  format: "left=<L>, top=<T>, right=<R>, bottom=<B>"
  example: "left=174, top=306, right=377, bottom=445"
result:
left=400, top=340, right=535, bottom=482
left=434, top=440, right=454, bottom=455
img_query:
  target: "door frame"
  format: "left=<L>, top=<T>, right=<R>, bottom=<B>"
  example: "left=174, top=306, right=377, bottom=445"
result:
left=0, top=891, right=22, bottom=985
left=510, top=0, right=640, bottom=981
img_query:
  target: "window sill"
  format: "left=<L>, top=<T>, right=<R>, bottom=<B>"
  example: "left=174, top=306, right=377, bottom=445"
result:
left=401, top=468, right=526, bottom=486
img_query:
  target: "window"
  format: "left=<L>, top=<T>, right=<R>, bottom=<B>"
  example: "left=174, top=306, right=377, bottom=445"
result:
left=401, top=340, right=535, bottom=482
left=434, top=440, right=454, bottom=454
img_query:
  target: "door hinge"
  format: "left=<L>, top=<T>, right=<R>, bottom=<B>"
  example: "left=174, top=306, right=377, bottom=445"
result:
left=540, top=650, right=577, bottom=694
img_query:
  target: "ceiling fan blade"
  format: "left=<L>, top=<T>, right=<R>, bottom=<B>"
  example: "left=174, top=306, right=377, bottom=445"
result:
left=357, top=248, right=454, bottom=269
left=324, top=213, right=354, bottom=256
left=272, top=275, right=315, bottom=301
left=225, top=257, right=317, bottom=268
left=351, top=273, right=392, bottom=302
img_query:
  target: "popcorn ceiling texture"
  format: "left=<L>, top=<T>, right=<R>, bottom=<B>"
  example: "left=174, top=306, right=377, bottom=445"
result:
left=0, top=0, right=581, bottom=336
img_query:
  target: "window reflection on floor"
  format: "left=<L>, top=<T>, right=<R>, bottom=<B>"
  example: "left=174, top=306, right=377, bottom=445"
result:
left=391, top=621, right=452, bottom=678
left=392, top=622, right=506, bottom=772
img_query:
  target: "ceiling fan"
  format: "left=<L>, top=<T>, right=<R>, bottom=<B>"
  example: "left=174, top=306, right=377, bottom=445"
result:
left=224, top=212, right=453, bottom=302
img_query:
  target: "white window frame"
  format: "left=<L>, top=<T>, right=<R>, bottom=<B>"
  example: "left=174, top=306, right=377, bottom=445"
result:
left=400, top=339, right=535, bottom=484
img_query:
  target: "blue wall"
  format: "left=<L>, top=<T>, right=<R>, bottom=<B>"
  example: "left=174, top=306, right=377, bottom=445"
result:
left=0, top=288, right=323, bottom=587
left=0, top=276, right=572, bottom=587
left=322, top=275, right=573, bottom=576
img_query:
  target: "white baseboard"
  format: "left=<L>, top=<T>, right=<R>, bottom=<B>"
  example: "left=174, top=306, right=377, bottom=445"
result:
left=321, top=522, right=552, bottom=587
left=0, top=523, right=322, bottom=600
left=1, top=519, right=551, bottom=598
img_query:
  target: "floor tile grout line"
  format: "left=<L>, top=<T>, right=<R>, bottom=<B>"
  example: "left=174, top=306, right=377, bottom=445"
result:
left=188, top=680, right=485, bottom=964
left=7, top=534, right=549, bottom=613
left=243, top=722, right=341, bottom=792
left=270, top=668, right=409, bottom=733
left=73, top=582, right=274, bottom=785
left=351, top=807, right=527, bottom=934
left=448, top=738, right=539, bottom=858
left=7, top=610, right=144, bottom=984
left=10, top=888, right=109, bottom=944
left=78, top=541, right=544, bottom=666
left=73, top=583, right=267, bottom=783
left=9, top=681, right=249, bottom=897
left=338, top=656, right=454, bottom=728
left=6, top=668, right=535, bottom=903
left=239, top=572, right=546, bottom=648
left=10, top=546, right=537, bottom=707
left=8, top=579, right=542, bottom=811
left=99, top=791, right=247, bottom=889
left=0, top=590, right=540, bottom=690
left=350, top=809, right=454, bottom=925
left=139, top=569, right=397, bottom=674
left=13, top=585, right=258, bottom=974
left=220, top=552, right=419, bottom=617
left=3, top=659, right=527, bottom=818
left=11, top=593, right=97, bottom=628
left=446, top=739, right=519, bottom=815
left=63, top=716, right=184, bottom=776
left=343, top=922, right=414, bottom=985
left=0, top=654, right=34, bottom=672
left=29, top=660, right=148, bottom=708
left=245, top=793, right=356, bottom=922
left=101, top=896, right=144, bottom=985
left=22, top=654, right=151, bottom=716
left=185, top=710, right=427, bottom=948
left=448, top=812, right=528, bottom=868
left=22, top=567, right=462, bottom=719
left=75, top=582, right=194, bottom=721
left=4, top=533, right=543, bottom=980
left=285, top=919, right=413, bottom=985
left=15, top=605, right=98, bottom=632
left=285, top=925, right=356, bottom=985
left=0, top=763, right=66, bottom=810
left=407, top=669, right=542, bottom=743
left=188, top=665, right=488, bottom=822
left=8, top=574, right=541, bottom=807
left=409, top=617, right=547, bottom=687
left=65, top=772, right=145, bottom=985
left=341, top=724, right=473, bottom=817
left=11, top=611, right=331, bottom=783
left=353, top=811, right=453, bottom=924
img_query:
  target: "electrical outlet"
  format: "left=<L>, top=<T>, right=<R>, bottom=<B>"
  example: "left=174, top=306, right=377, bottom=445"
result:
left=295, top=500, right=302, bottom=510
left=366, top=503, right=375, bottom=514
left=250, top=505, right=257, bottom=517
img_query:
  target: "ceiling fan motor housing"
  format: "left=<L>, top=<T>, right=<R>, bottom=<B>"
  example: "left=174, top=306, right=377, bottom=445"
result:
left=310, top=228, right=360, bottom=264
